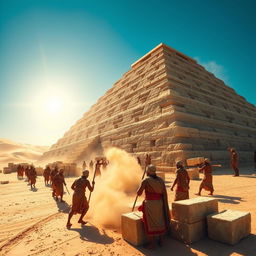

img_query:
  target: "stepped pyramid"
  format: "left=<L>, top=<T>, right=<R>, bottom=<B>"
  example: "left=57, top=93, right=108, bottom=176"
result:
left=40, top=43, right=256, bottom=170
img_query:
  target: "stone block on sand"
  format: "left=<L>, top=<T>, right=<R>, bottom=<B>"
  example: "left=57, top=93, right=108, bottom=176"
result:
left=121, top=211, right=147, bottom=246
left=207, top=210, right=251, bottom=245
left=172, top=197, right=218, bottom=224
left=156, top=171, right=165, bottom=181
left=171, top=219, right=206, bottom=244
left=187, top=168, right=199, bottom=180
left=186, top=157, right=204, bottom=166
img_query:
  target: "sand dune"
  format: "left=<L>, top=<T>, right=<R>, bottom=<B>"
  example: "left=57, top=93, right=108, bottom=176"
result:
left=0, top=138, right=48, bottom=169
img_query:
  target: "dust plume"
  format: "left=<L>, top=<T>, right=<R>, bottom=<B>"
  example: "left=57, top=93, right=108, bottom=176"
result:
left=87, top=147, right=143, bottom=228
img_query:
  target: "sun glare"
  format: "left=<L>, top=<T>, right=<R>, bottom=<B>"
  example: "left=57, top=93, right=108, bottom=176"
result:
left=46, top=97, right=63, bottom=115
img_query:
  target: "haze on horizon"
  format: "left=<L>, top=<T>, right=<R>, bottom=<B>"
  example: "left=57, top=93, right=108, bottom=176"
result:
left=0, top=0, right=255, bottom=146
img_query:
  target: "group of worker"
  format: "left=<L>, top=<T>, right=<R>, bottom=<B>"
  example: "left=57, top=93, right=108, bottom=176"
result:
left=17, top=164, right=37, bottom=189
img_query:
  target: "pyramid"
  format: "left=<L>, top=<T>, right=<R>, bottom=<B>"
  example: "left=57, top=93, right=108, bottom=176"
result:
left=40, top=43, right=256, bottom=170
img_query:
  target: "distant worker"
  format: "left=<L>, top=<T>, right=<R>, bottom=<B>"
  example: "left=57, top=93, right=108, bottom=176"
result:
left=95, top=159, right=103, bottom=176
left=228, top=148, right=240, bottom=176
left=102, top=158, right=109, bottom=170
left=82, top=161, right=87, bottom=170
left=66, top=170, right=94, bottom=229
left=196, top=158, right=214, bottom=196
left=145, top=154, right=151, bottom=167
left=17, top=165, right=22, bottom=178
left=137, top=164, right=170, bottom=249
left=171, top=161, right=190, bottom=201
left=50, top=166, right=58, bottom=185
left=89, top=160, right=94, bottom=171
left=43, top=166, right=51, bottom=186
left=52, top=169, right=66, bottom=202
left=29, top=166, right=37, bottom=189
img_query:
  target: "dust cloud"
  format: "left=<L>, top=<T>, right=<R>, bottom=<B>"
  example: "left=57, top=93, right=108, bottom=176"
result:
left=87, top=147, right=143, bottom=228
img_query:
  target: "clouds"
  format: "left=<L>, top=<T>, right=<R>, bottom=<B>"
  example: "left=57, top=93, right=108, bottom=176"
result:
left=195, top=57, right=228, bottom=83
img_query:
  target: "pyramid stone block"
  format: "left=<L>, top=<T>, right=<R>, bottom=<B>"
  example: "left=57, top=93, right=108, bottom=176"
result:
left=187, top=168, right=199, bottom=180
left=186, top=157, right=204, bottom=166
left=121, top=211, right=147, bottom=246
left=172, top=197, right=218, bottom=224
left=39, top=43, right=256, bottom=168
left=207, top=210, right=251, bottom=245
left=170, top=219, right=206, bottom=244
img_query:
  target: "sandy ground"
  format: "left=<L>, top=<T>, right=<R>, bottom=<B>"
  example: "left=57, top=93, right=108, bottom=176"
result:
left=0, top=138, right=48, bottom=170
left=0, top=167, right=256, bottom=256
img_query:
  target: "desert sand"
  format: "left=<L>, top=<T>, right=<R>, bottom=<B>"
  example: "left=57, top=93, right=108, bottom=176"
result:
left=0, top=138, right=48, bottom=170
left=0, top=164, right=256, bottom=256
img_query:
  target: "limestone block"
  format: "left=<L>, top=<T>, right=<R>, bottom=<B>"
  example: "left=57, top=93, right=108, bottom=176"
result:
left=207, top=210, right=251, bottom=245
left=172, top=197, right=218, bottom=224
left=186, top=157, right=204, bottom=166
left=156, top=171, right=165, bottom=181
left=170, top=219, right=206, bottom=244
left=187, top=168, right=199, bottom=180
left=121, top=211, right=147, bottom=246
left=3, top=167, right=11, bottom=174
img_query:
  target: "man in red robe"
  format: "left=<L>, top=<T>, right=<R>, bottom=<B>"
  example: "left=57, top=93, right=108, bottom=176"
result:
left=29, top=166, right=37, bottom=189
left=52, top=169, right=66, bottom=202
left=43, top=166, right=51, bottom=186
left=66, top=170, right=94, bottom=229
left=137, top=164, right=170, bottom=248
left=171, top=161, right=190, bottom=201
left=228, top=148, right=240, bottom=176
left=196, top=158, right=214, bottom=196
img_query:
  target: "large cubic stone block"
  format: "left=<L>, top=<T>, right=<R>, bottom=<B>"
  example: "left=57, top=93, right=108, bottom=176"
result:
left=187, top=168, right=199, bottom=180
left=186, top=157, right=204, bottom=166
left=207, top=210, right=251, bottom=245
left=170, top=219, right=206, bottom=244
left=172, top=197, right=218, bottom=224
left=121, top=211, right=147, bottom=246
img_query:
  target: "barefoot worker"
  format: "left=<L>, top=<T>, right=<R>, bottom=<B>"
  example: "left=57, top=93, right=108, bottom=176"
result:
left=43, top=166, right=51, bottom=186
left=137, top=164, right=170, bottom=248
left=171, top=161, right=190, bottom=201
left=195, top=158, right=215, bottom=196
left=52, top=169, right=66, bottom=202
left=66, top=170, right=95, bottom=229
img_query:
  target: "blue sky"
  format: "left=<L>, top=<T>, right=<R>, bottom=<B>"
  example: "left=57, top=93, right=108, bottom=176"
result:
left=0, top=0, right=255, bottom=145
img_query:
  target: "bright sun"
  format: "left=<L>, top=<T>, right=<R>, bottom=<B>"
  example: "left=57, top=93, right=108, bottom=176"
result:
left=45, top=97, right=63, bottom=115
left=33, top=87, right=72, bottom=119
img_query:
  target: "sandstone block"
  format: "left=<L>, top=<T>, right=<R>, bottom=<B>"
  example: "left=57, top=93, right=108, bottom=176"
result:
left=170, top=219, right=206, bottom=244
left=186, top=157, right=204, bottom=166
left=207, top=210, right=251, bottom=245
left=121, top=211, right=147, bottom=246
left=172, top=197, right=218, bottom=224
left=3, top=167, right=11, bottom=174
left=187, top=168, right=199, bottom=180
left=156, top=171, right=165, bottom=181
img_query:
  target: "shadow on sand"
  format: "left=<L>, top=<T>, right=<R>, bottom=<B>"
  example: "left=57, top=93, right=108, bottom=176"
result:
left=136, top=237, right=198, bottom=256
left=191, top=235, right=256, bottom=256
left=30, top=187, right=38, bottom=192
left=135, top=234, right=256, bottom=256
left=54, top=199, right=70, bottom=213
left=70, top=223, right=114, bottom=244
left=211, top=194, right=245, bottom=204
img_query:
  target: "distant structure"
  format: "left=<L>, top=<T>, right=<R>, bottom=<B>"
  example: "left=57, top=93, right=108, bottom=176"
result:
left=40, top=43, right=256, bottom=170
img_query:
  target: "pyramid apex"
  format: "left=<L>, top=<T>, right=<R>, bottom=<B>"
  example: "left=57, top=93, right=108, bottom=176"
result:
left=131, top=43, right=196, bottom=68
